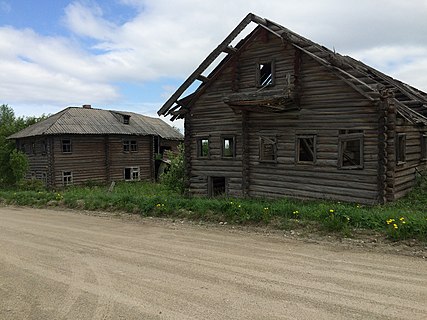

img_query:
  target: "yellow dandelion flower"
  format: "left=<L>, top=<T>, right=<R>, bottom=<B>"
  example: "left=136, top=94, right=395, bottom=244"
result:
left=238, top=204, right=241, bottom=208
left=399, top=217, right=405, bottom=221
left=393, top=224, right=398, bottom=229
left=402, top=221, right=406, bottom=224
left=329, top=209, right=334, bottom=213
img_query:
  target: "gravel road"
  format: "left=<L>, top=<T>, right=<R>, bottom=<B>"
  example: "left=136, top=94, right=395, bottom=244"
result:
left=0, top=206, right=426, bottom=319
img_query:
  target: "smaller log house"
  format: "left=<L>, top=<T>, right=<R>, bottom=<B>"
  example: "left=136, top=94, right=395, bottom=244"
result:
left=158, top=13, right=427, bottom=204
left=8, top=105, right=183, bottom=188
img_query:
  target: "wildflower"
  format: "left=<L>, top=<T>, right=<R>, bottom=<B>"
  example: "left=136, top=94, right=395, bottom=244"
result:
left=346, top=217, right=350, bottom=221
left=399, top=217, right=405, bottom=221
left=356, top=204, right=361, bottom=208
left=238, top=204, right=241, bottom=208
left=293, top=210, right=299, bottom=215
left=402, top=221, right=406, bottom=224
left=329, top=209, right=334, bottom=213
left=156, top=203, right=161, bottom=207
left=263, top=207, right=269, bottom=211
left=393, top=224, right=398, bottom=229
left=386, top=218, right=395, bottom=225
left=230, top=201, right=234, bottom=205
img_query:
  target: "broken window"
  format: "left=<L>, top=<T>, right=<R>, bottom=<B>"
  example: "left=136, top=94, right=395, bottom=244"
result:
left=62, top=139, right=72, bottom=153
left=396, top=133, right=406, bottom=164
left=62, top=171, right=73, bottom=186
left=257, top=61, right=275, bottom=87
left=208, top=177, right=226, bottom=197
left=124, top=167, right=140, bottom=181
left=296, top=135, right=316, bottom=164
left=197, top=138, right=210, bottom=158
left=338, top=130, right=363, bottom=169
left=259, top=136, right=277, bottom=162
left=221, top=136, right=235, bottom=158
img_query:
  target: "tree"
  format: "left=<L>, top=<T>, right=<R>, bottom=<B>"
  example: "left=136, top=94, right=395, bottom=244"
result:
left=0, top=104, right=47, bottom=187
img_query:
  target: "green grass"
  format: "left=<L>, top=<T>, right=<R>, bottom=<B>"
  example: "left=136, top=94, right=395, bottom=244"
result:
left=1, top=180, right=426, bottom=242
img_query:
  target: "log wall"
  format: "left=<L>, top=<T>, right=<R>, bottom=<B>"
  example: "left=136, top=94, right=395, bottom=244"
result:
left=188, top=29, right=383, bottom=204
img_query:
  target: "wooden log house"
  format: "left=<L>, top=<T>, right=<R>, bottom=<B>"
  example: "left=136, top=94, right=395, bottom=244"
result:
left=158, top=13, right=427, bottom=204
left=8, top=105, right=183, bottom=188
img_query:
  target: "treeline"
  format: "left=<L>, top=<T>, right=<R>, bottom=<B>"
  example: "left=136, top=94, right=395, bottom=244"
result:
left=0, top=104, right=47, bottom=187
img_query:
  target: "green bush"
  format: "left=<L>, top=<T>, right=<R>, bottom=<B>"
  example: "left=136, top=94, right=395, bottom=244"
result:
left=161, top=144, right=185, bottom=194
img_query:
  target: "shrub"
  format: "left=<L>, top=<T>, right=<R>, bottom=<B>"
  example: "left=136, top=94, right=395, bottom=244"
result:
left=161, top=144, right=185, bottom=194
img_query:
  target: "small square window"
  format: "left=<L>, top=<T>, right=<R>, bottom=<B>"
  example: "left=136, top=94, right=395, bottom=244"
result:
left=123, top=140, right=137, bottom=152
left=296, top=135, right=316, bottom=164
left=338, top=131, right=364, bottom=169
left=260, top=136, right=277, bottom=162
left=197, top=138, right=209, bottom=158
left=396, top=133, right=406, bottom=164
left=62, top=139, right=72, bottom=153
left=62, top=171, right=73, bottom=186
left=221, top=136, right=235, bottom=158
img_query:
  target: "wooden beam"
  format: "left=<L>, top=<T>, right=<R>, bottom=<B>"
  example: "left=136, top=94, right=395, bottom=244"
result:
left=158, top=13, right=260, bottom=116
left=223, top=46, right=237, bottom=54
left=196, top=75, right=210, bottom=83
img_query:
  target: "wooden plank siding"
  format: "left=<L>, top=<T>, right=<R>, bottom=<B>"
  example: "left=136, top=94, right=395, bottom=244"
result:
left=188, top=29, right=382, bottom=204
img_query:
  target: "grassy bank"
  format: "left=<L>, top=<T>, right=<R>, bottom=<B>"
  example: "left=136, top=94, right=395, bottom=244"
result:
left=1, top=181, right=426, bottom=242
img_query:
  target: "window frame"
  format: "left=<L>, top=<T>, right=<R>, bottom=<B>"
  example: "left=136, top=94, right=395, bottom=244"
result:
left=124, top=167, right=140, bottom=181
left=256, top=59, right=275, bottom=88
left=259, top=136, right=277, bottom=163
left=197, top=137, right=210, bottom=159
left=61, top=139, right=72, bottom=154
left=396, top=133, right=406, bottom=165
left=338, top=131, right=364, bottom=170
left=295, top=134, right=317, bottom=164
left=221, top=136, right=236, bottom=159
left=62, top=171, right=73, bottom=186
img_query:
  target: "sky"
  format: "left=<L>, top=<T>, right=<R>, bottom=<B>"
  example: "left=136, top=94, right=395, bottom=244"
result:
left=1, top=0, right=427, bottom=132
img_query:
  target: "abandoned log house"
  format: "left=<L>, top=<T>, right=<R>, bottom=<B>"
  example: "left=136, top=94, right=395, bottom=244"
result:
left=158, top=13, right=427, bottom=204
left=8, top=105, right=183, bottom=188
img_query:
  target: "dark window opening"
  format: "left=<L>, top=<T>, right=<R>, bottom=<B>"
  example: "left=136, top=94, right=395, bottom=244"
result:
left=396, top=133, right=406, bottom=164
left=338, top=131, right=364, bottom=169
left=260, top=136, right=277, bottom=162
left=123, top=115, right=130, bottom=124
left=130, top=140, right=137, bottom=152
left=31, top=142, right=36, bottom=155
left=209, top=177, right=226, bottom=197
left=62, top=139, right=71, bottom=153
left=41, top=140, right=47, bottom=155
left=297, top=135, right=316, bottom=163
left=222, top=137, right=235, bottom=158
left=258, top=62, right=273, bottom=87
left=197, top=138, right=209, bottom=158
left=421, top=133, right=427, bottom=160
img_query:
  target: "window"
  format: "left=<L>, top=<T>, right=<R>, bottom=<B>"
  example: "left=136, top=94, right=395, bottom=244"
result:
left=421, top=133, right=427, bottom=160
left=124, top=167, right=140, bottom=181
left=208, top=177, right=226, bottom=197
left=62, top=139, right=72, bottom=153
left=296, top=135, right=316, bottom=164
left=41, top=140, right=47, bottom=155
left=123, top=140, right=137, bottom=152
left=221, top=136, right=235, bottom=158
left=197, top=138, right=210, bottom=158
left=20, top=143, right=27, bottom=154
left=62, top=171, right=73, bottom=186
left=259, top=136, right=277, bottom=162
left=123, top=115, right=130, bottom=124
left=257, top=61, right=275, bottom=87
left=31, top=141, right=36, bottom=155
left=396, top=133, right=406, bottom=164
left=338, top=130, right=364, bottom=169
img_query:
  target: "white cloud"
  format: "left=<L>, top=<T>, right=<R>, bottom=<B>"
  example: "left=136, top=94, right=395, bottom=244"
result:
left=1, top=0, right=427, bottom=120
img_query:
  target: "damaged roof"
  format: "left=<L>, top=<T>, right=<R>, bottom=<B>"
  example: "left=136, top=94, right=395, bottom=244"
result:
left=158, top=13, right=427, bottom=125
left=9, top=107, right=183, bottom=140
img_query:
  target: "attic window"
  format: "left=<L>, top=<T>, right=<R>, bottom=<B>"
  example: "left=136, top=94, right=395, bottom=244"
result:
left=123, top=115, right=130, bottom=124
left=257, top=61, right=275, bottom=87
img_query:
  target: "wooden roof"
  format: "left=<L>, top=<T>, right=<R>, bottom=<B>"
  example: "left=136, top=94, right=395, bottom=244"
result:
left=8, top=107, right=183, bottom=140
left=158, top=13, right=427, bottom=125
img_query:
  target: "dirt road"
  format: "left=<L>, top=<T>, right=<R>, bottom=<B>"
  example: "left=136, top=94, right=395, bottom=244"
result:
left=0, top=206, right=426, bottom=319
